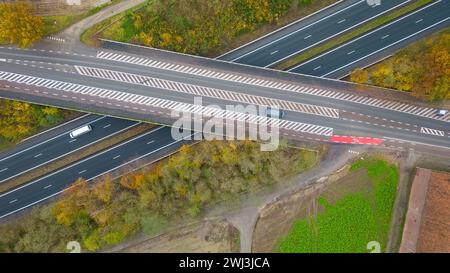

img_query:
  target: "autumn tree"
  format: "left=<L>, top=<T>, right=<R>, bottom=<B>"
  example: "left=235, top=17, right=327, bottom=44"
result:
left=350, top=68, right=369, bottom=84
left=0, top=3, right=43, bottom=48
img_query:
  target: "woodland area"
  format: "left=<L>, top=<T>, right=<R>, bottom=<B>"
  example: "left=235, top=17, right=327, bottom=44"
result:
left=0, top=140, right=318, bottom=252
left=0, top=3, right=43, bottom=48
left=0, top=99, right=73, bottom=150
left=102, top=0, right=316, bottom=55
left=350, top=29, right=450, bottom=101
left=0, top=3, right=62, bottom=149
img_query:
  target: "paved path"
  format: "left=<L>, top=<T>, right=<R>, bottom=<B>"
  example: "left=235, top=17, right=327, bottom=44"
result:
left=207, top=145, right=361, bottom=252
left=38, top=0, right=146, bottom=51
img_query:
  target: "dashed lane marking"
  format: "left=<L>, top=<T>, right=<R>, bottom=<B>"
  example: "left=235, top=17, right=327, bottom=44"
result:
left=74, top=65, right=339, bottom=119
left=0, top=71, right=334, bottom=136
left=96, top=50, right=450, bottom=122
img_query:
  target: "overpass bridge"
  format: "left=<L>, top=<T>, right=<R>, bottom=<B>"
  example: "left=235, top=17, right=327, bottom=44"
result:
left=0, top=40, right=449, bottom=152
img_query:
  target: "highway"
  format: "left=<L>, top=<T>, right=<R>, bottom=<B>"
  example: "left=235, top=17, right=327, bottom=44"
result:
left=219, top=0, right=411, bottom=67
left=289, top=0, right=450, bottom=77
left=0, top=0, right=449, bottom=218
left=0, top=127, right=196, bottom=219
left=0, top=45, right=449, bottom=147
left=0, top=116, right=138, bottom=183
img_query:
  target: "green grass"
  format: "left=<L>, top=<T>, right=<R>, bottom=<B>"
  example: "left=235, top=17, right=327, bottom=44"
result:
left=80, top=2, right=147, bottom=47
left=42, top=14, right=85, bottom=36
left=277, top=157, right=398, bottom=253
left=275, top=0, right=433, bottom=70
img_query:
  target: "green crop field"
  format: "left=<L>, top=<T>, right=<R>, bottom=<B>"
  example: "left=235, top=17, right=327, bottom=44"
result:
left=277, top=158, right=398, bottom=253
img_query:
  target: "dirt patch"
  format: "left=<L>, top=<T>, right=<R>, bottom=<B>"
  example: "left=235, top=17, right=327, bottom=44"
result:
left=251, top=163, right=373, bottom=252
left=114, top=218, right=239, bottom=253
left=415, top=170, right=450, bottom=252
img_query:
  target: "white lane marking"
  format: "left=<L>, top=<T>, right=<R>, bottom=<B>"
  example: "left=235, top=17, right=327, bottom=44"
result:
left=0, top=130, right=195, bottom=219
left=415, top=18, right=423, bottom=23
left=0, top=58, right=6, bottom=62
left=289, top=0, right=441, bottom=72
left=103, top=124, right=111, bottom=128
left=78, top=170, right=87, bottom=174
left=34, top=153, right=43, bottom=158
left=228, top=0, right=363, bottom=62
left=347, top=50, right=355, bottom=55
left=0, top=115, right=102, bottom=162
left=69, top=139, right=77, bottom=143
left=113, top=155, right=121, bottom=159
left=216, top=0, right=345, bottom=59
left=420, top=127, right=445, bottom=137
left=337, top=19, right=346, bottom=24
left=265, top=0, right=411, bottom=67
left=0, top=115, right=137, bottom=183
left=74, top=65, right=339, bottom=119
left=146, top=140, right=155, bottom=145
left=313, top=66, right=321, bottom=71
left=304, top=35, right=312, bottom=40
left=270, top=50, right=279, bottom=55
left=381, top=34, right=390, bottom=40
left=9, top=199, right=18, bottom=204
left=43, top=184, right=52, bottom=189
left=321, top=16, right=450, bottom=77
left=0, top=168, right=8, bottom=173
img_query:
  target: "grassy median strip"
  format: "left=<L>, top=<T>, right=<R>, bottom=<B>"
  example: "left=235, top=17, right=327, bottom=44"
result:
left=274, top=0, right=433, bottom=71
left=0, top=123, right=154, bottom=194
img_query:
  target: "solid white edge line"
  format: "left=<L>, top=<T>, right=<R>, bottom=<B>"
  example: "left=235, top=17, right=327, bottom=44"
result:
left=0, top=131, right=196, bottom=219
left=19, top=113, right=91, bottom=143
left=267, top=0, right=412, bottom=67
left=230, top=0, right=363, bottom=62
left=289, top=0, right=441, bottom=71
left=382, top=136, right=450, bottom=149
left=321, top=16, right=450, bottom=77
left=215, top=0, right=346, bottom=59
left=0, top=126, right=165, bottom=198
left=0, top=122, right=141, bottom=183
left=0, top=116, right=106, bottom=163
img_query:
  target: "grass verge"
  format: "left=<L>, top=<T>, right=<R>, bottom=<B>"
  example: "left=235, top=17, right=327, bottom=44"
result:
left=277, top=156, right=398, bottom=253
left=42, top=0, right=121, bottom=36
left=0, top=123, right=153, bottom=194
left=274, top=0, right=433, bottom=70
left=80, top=2, right=147, bottom=47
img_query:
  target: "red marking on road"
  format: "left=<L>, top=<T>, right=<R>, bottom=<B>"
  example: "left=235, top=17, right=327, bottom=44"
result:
left=330, top=135, right=383, bottom=145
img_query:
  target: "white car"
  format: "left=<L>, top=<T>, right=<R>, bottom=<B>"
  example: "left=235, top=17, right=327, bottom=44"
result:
left=69, top=125, right=92, bottom=138
left=436, top=109, right=448, bottom=116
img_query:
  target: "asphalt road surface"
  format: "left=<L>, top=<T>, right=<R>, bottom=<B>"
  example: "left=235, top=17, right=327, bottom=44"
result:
left=220, top=0, right=411, bottom=67
left=0, top=0, right=449, bottom=218
left=289, top=0, right=450, bottom=77
left=0, top=127, right=196, bottom=219
left=0, top=116, right=138, bottom=183
left=0, top=46, right=448, bottom=147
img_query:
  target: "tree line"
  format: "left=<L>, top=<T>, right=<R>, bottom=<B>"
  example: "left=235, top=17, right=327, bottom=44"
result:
left=103, top=0, right=315, bottom=55
left=350, top=30, right=449, bottom=101
left=0, top=140, right=318, bottom=252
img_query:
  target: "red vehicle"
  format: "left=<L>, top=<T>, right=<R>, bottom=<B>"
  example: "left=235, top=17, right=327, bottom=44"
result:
left=330, top=135, right=383, bottom=145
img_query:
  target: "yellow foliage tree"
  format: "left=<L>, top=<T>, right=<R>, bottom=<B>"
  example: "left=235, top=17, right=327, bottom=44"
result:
left=0, top=3, right=43, bottom=48
left=349, top=68, right=369, bottom=84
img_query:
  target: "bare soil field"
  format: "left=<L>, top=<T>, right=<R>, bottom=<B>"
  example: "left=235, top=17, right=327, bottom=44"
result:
left=114, top=218, right=239, bottom=253
left=252, top=164, right=375, bottom=252
left=416, top=171, right=450, bottom=252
